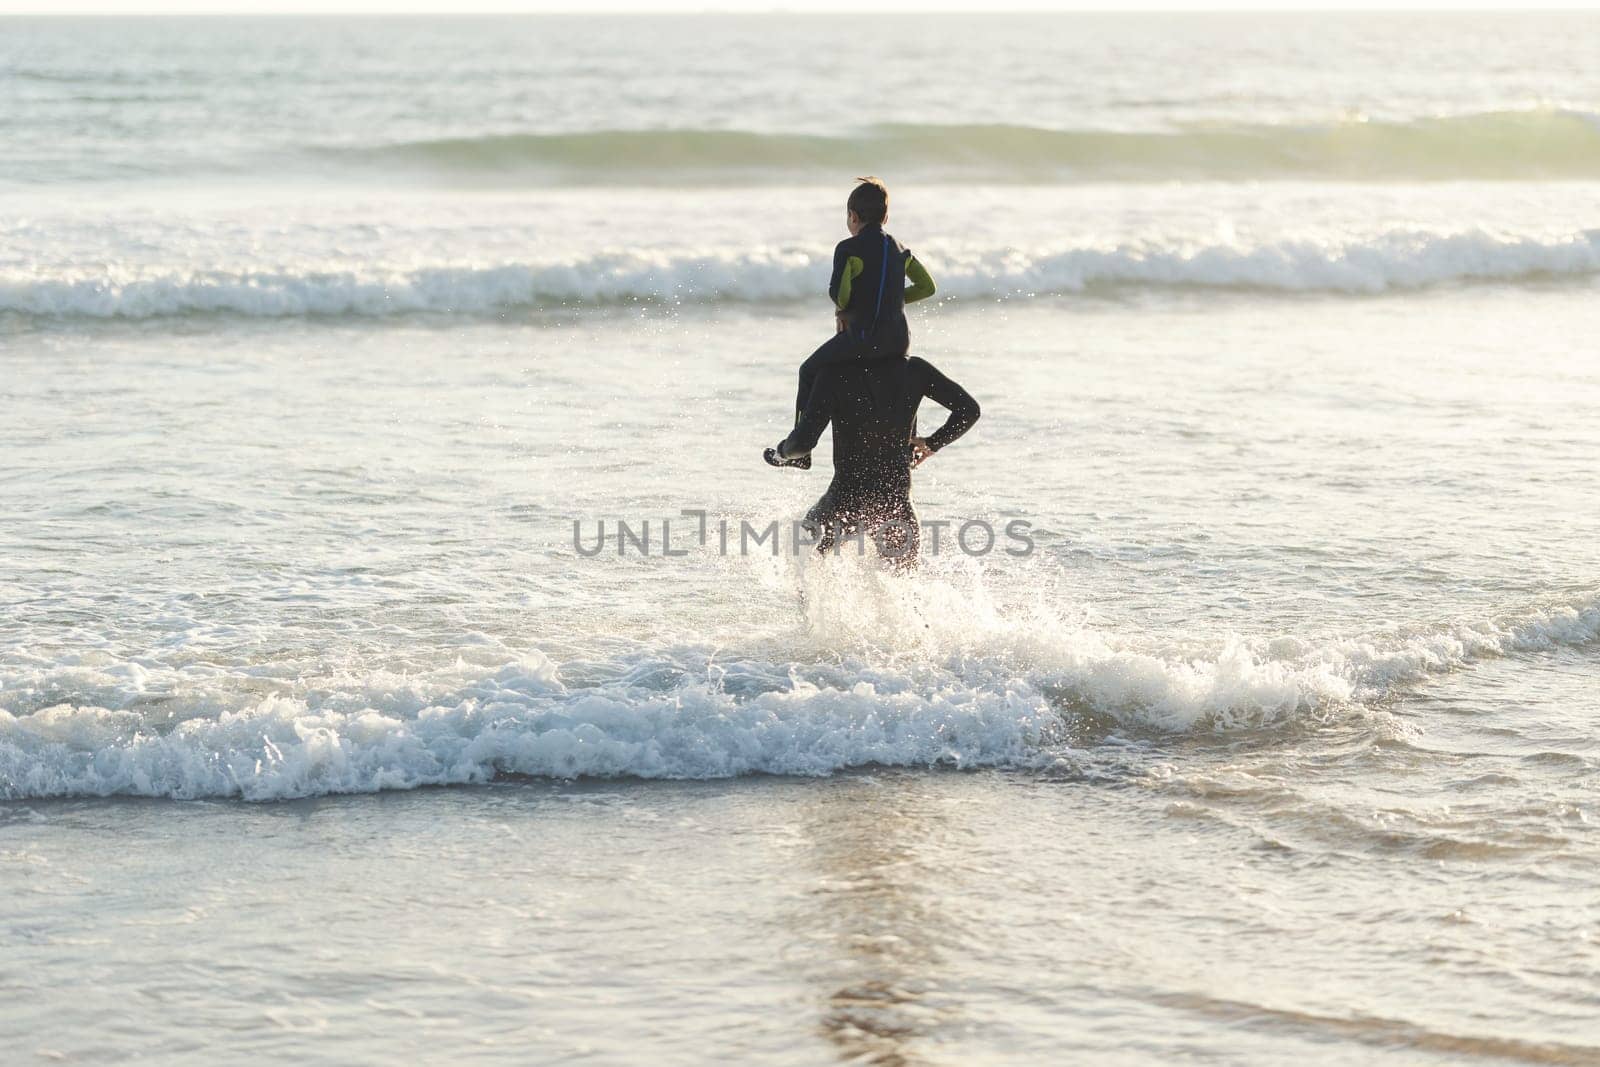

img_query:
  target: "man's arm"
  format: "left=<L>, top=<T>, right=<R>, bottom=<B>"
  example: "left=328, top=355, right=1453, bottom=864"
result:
left=909, top=358, right=979, bottom=466
left=776, top=367, right=837, bottom=459
left=904, top=254, right=936, bottom=304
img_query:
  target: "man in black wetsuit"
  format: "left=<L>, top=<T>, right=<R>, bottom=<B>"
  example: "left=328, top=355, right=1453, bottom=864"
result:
left=764, top=356, right=980, bottom=565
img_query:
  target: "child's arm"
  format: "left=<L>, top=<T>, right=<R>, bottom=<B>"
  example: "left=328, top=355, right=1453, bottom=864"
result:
left=905, top=254, right=936, bottom=304
left=830, top=241, right=864, bottom=311
left=831, top=241, right=864, bottom=332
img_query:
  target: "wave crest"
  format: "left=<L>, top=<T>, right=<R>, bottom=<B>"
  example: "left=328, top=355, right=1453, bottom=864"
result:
left=2, top=592, right=1596, bottom=800
left=8, top=228, right=1600, bottom=319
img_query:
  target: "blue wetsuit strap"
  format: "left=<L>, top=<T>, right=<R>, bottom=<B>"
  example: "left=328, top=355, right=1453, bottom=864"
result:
left=872, top=233, right=889, bottom=331
left=857, top=233, right=891, bottom=345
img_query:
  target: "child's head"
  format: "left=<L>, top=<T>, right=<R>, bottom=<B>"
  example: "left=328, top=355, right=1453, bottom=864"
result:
left=846, top=176, right=888, bottom=234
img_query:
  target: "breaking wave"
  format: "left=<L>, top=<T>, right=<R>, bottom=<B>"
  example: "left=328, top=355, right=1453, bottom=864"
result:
left=9, top=228, right=1600, bottom=320
left=2, top=589, right=1596, bottom=801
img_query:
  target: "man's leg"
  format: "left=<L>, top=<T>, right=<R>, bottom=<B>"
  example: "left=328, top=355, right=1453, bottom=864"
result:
left=873, top=499, right=921, bottom=571
left=802, top=491, right=851, bottom=555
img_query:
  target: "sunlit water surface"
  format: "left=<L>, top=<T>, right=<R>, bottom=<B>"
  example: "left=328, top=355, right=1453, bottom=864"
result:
left=4, top=14, right=1600, bottom=1065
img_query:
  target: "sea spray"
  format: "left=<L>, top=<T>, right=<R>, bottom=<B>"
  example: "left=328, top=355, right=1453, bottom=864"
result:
left=3, top=576, right=1596, bottom=800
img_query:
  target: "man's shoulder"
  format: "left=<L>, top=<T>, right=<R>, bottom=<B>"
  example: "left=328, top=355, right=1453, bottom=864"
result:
left=812, top=360, right=854, bottom=387
left=906, top=356, right=957, bottom=392
left=816, top=357, right=882, bottom=390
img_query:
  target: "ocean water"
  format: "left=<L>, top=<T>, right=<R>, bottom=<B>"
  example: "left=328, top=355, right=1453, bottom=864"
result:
left=3, top=13, right=1600, bottom=1065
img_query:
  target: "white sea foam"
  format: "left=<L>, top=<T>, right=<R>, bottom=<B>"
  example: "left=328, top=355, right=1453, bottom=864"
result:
left=2, top=589, right=1595, bottom=800
left=6, top=228, right=1600, bottom=320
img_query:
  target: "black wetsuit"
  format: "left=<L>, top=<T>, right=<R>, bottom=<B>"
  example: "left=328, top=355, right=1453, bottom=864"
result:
left=776, top=356, right=980, bottom=562
left=794, top=224, right=931, bottom=421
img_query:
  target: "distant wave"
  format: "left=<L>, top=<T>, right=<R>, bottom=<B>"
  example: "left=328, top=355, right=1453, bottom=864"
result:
left=1, top=592, right=1596, bottom=800
left=323, top=110, right=1600, bottom=181
left=8, top=228, right=1600, bottom=319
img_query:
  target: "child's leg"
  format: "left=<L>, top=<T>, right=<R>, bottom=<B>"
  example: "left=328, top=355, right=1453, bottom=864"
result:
left=796, top=333, right=856, bottom=423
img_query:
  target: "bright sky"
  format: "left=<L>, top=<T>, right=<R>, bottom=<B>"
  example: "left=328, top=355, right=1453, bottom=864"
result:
left=4, top=0, right=1600, bottom=12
